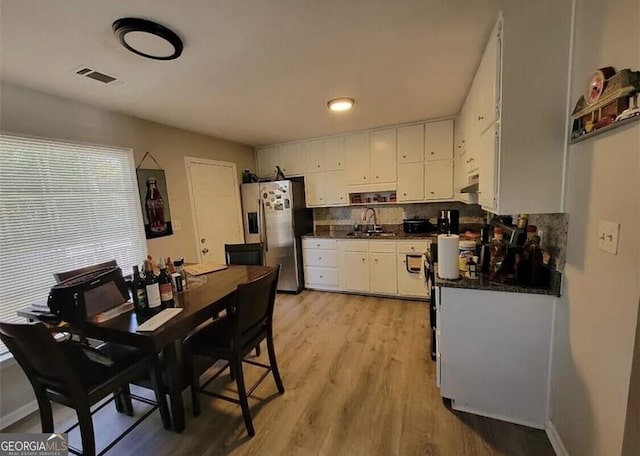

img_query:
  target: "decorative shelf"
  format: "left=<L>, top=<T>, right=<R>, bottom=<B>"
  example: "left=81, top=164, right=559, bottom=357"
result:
left=569, top=115, right=640, bottom=145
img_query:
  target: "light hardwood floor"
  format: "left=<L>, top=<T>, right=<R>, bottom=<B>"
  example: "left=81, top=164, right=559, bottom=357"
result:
left=5, top=290, right=555, bottom=456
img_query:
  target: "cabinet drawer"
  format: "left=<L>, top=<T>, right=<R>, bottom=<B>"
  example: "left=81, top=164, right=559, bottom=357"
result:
left=344, top=240, right=369, bottom=252
left=368, top=240, right=396, bottom=253
left=396, top=240, right=431, bottom=254
left=302, top=238, right=337, bottom=250
left=303, top=249, right=337, bottom=267
left=304, top=267, right=338, bottom=286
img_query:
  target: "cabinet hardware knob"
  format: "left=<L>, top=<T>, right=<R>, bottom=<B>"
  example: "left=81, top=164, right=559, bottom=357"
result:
left=376, top=175, right=379, bottom=178
left=430, top=191, right=435, bottom=194
left=402, top=155, right=406, bottom=158
left=319, top=257, right=322, bottom=260
left=338, top=162, right=341, bottom=166
left=430, top=151, right=434, bottom=155
left=317, top=244, right=320, bottom=247
left=361, top=258, right=365, bottom=262
left=317, top=164, right=320, bottom=168
left=320, top=275, right=323, bottom=278
left=375, top=259, right=378, bottom=263
left=478, top=116, right=484, bottom=120
left=462, top=140, right=466, bottom=143
left=403, top=193, right=407, bottom=196
left=363, top=176, right=367, bottom=179
left=411, top=247, right=415, bottom=250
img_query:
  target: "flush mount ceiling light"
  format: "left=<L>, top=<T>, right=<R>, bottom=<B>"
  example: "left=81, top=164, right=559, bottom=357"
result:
left=327, top=97, right=355, bottom=112
left=113, top=18, right=183, bottom=61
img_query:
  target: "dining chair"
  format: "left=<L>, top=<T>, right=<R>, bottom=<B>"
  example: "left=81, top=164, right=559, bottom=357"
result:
left=183, top=265, right=284, bottom=437
left=0, top=322, right=171, bottom=456
left=224, top=243, right=264, bottom=266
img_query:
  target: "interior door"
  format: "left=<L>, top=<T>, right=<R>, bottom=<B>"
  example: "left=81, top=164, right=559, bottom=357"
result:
left=186, top=158, right=244, bottom=263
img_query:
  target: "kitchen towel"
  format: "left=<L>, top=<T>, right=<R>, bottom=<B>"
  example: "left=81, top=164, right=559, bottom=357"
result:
left=438, top=234, right=460, bottom=279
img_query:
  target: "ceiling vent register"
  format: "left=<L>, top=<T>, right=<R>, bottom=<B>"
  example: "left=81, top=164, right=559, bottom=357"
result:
left=75, top=67, right=118, bottom=84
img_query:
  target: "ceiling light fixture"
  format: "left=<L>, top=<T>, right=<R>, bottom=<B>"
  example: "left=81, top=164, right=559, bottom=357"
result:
left=113, top=18, right=183, bottom=61
left=327, top=97, right=355, bottom=112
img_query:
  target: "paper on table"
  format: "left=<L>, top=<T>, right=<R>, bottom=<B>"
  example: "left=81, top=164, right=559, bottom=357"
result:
left=184, top=263, right=228, bottom=276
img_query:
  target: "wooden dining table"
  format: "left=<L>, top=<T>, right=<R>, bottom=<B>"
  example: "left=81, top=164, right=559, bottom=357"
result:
left=19, top=264, right=276, bottom=433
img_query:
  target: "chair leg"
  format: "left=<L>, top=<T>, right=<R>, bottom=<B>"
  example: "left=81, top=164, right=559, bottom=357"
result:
left=35, top=390, right=53, bottom=433
left=149, top=363, right=171, bottom=430
left=255, top=344, right=261, bottom=357
left=184, top=351, right=200, bottom=417
left=232, top=357, right=255, bottom=437
left=267, top=331, right=285, bottom=394
left=76, top=405, right=96, bottom=456
left=115, top=385, right=134, bottom=416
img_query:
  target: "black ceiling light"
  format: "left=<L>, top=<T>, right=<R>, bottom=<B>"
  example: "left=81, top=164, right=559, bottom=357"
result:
left=113, top=18, right=183, bottom=61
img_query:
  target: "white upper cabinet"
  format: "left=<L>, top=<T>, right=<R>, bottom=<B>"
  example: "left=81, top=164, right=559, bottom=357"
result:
left=474, top=20, right=502, bottom=134
left=325, top=171, right=347, bottom=205
left=397, top=163, right=424, bottom=202
left=424, top=120, right=454, bottom=161
left=478, top=123, right=499, bottom=210
left=345, top=132, right=371, bottom=185
left=304, top=171, right=347, bottom=207
left=425, top=160, right=454, bottom=200
left=279, top=143, right=305, bottom=177
left=257, top=146, right=279, bottom=179
left=370, top=129, right=397, bottom=183
left=397, top=124, right=424, bottom=164
left=304, top=139, right=325, bottom=173
left=324, top=137, right=345, bottom=171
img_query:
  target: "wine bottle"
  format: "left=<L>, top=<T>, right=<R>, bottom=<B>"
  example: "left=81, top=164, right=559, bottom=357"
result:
left=144, top=260, right=162, bottom=311
left=131, top=265, right=148, bottom=313
left=158, top=258, right=174, bottom=308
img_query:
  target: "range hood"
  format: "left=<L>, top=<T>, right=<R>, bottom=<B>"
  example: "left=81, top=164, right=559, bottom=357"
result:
left=459, top=174, right=479, bottom=193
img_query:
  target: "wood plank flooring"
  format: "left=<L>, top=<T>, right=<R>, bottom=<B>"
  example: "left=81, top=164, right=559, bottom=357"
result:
left=4, top=290, right=555, bottom=456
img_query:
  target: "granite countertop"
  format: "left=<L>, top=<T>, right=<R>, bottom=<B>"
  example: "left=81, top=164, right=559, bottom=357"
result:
left=434, top=264, right=562, bottom=297
left=302, top=231, right=438, bottom=240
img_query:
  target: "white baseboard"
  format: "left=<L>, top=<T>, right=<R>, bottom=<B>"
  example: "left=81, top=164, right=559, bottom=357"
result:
left=0, top=400, right=38, bottom=431
left=546, top=420, right=569, bottom=456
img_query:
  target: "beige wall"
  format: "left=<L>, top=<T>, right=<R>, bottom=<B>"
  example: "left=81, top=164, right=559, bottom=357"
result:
left=550, top=1, right=640, bottom=455
left=0, top=82, right=255, bottom=262
left=0, top=82, right=255, bottom=427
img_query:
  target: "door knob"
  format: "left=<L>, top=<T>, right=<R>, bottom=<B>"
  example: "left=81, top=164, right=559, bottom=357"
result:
left=200, top=238, right=206, bottom=243
left=202, top=247, right=209, bottom=254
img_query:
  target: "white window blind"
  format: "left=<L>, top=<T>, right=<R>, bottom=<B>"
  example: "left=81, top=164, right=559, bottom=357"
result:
left=0, top=133, right=148, bottom=355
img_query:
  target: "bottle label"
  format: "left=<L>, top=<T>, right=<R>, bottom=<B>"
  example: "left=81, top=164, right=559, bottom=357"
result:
left=159, top=282, right=173, bottom=301
left=135, top=289, right=148, bottom=308
left=146, top=284, right=162, bottom=308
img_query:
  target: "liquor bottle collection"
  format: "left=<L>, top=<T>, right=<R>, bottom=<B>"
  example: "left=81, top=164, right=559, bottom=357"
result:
left=131, top=256, right=186, bottom=315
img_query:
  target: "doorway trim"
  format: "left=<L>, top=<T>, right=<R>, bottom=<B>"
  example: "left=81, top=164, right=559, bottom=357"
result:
left=184, top=156, right=244, bottom=263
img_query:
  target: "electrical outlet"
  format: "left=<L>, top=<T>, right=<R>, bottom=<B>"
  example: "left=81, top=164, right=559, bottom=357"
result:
left=597, top=220, right=620, bottom=255
left=173, top=219, right=182, bottom=231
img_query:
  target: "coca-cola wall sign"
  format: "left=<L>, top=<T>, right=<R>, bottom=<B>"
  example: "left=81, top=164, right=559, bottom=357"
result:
left=136, top=168, right=173, bottom=239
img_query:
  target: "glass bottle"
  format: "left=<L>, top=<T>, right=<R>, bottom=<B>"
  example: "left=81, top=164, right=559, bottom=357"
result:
left=489, top=227, right=508, bottom=280
left=131, top=265, right=148, bottom=313
left=144, top=259, right=162, bottom=311
left=145, top=178, right=167, bottom=234
left=522, top=225, right=538, bottom=259
left=158, top=258, right=174, bottom=308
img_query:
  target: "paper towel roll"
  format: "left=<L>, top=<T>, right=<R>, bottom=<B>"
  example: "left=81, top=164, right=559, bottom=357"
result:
left=438, top=234, right=460, bottom=279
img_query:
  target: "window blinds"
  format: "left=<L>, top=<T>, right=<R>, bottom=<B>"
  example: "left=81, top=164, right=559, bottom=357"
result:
left=0, top=134, right=148, bottom=355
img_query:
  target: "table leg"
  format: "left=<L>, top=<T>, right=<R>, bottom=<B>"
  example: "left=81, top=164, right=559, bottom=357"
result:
left=163, top=342, right=185, bottom=433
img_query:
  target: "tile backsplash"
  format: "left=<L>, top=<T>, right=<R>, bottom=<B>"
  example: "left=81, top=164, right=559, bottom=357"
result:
left=313, top=202, right=484, bottom=227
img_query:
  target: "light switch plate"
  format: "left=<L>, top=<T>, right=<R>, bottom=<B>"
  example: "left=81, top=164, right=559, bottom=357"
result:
left=597, top=220, right=620, bottom=255
left=173, top=219, right=182, bottom=231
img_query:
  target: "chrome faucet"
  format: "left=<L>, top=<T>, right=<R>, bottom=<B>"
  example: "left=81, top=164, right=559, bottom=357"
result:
left=363, top=207, right=381, bottom=232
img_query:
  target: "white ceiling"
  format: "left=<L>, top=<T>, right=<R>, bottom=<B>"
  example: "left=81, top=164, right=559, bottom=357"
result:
left=0, top=0, right=501, bottom=146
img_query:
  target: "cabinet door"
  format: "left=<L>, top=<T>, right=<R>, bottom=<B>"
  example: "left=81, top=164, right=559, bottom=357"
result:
left=454, top=113, right=466, bottom=158
left=325, top=171, right=347, bottom=206
left=370, top=253, right=397, bottom=294
left=397, top=163, right=424, bottom=202
left=476, top=19, right=502, bottom=134
left=478, top=123, right=499, bottom=210
left=425, top=160, right=454, bottom=200
left=257, top=146, right=279, bottom=179
left=345, top=132, right=370, bottom=185
left=397, top=124, right=424, bottom=164
left=370, top=129, right=397, bottom=183
left=324, top=137, right=345, bottom=171
left=304, top=139, right=325, bottom=173
left=425, top=120, right=454, bottom=161
left=279, top=143, right=305, bottom=176
left=304, top=172, right=324, bottom=207
left=345, top=252, right=369, bottom=292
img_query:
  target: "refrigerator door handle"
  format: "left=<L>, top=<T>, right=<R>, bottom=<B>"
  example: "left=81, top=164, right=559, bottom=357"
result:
left=260, top=198, right=269, bottom=252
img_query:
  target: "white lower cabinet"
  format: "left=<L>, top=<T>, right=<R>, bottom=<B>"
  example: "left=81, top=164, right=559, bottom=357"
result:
left=438, top=287, right=555, bottom=428
left=303, top=238, right=429, bottom=299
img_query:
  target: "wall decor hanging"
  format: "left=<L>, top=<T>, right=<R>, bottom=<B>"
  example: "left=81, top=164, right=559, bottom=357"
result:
left=570, top=66, right=640, bottom=143
left=136, top=152, right=173, bottom=239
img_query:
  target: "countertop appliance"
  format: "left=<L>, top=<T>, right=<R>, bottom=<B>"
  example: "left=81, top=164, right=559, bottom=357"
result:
left=241, top=179, right=312, bottom=293
left=402, top=217, right=436, bottom=234
left=437, top=209, right=459, bottom=234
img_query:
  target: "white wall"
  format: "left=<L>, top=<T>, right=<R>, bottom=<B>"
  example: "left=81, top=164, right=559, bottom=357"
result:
left=549, top=1, right=640, bottom=455
left=0, top=82, right=255, bottom=428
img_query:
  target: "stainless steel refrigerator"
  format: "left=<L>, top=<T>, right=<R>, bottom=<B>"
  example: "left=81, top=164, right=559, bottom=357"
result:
left=240, top=178, right=313, bottom=292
